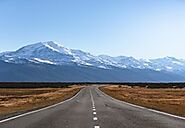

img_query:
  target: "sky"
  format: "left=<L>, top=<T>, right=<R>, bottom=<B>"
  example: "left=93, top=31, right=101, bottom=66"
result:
left=0, top=0, right=185, bottom=59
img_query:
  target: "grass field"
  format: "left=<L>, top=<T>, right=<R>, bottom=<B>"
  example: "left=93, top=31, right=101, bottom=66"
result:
left=0, top=85, right=83, bottom=116
left=100, top=85, right=185, bottom=117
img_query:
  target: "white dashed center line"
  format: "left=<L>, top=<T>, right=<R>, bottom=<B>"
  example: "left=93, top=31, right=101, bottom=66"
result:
left=93, top=117, right=98, bottom=121
left=93, top=112, right=97, bottom=115
left=90, top=89, right=100, bottom=128
left=90, top=89, right=95, bottom=107
left=94, top=126, right=100, bottom=128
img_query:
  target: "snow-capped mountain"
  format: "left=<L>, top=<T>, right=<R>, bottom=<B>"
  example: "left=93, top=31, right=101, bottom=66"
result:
left=1, top=41, right=185, bottom=75
left=1, top=41, right=185, bottom=82
left=0, top=41, right=95, bottom=65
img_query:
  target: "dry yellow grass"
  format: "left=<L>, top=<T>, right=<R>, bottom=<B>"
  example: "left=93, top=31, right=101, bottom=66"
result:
left=0, top=85, right=83, bottom=116
left=100, top=85, right=185, bottom=117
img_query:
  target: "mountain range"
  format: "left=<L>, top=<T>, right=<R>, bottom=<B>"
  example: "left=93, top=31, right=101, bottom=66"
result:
left=0, top=41, right=185, bottom=82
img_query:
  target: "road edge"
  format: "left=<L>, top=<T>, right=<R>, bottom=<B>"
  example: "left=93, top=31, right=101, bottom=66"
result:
left=0, top=87, right=84, bottom=123
left=97, top=86, right=185, bottom=121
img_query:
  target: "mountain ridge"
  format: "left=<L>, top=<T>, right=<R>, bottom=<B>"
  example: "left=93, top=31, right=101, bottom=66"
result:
left=1, top=41, right=185, bottom=71
left=0, top=41, right=185, bottom=82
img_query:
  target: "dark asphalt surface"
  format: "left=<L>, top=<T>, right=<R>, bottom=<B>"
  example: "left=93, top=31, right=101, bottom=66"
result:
left=0, top=85, right=185, bottom=128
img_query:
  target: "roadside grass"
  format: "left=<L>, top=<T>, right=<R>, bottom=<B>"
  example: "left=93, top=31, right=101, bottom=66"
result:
left=0, top=85, right=83, bottom=116
left=100, top=85, right=185, bottom=117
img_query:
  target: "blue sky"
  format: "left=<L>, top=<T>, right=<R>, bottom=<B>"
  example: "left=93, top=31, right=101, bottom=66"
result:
left=0, top=0, right=185, bottom=59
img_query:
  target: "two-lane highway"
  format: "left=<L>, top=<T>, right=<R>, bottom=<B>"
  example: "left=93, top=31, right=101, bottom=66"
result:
left=1, top=86, right=185, bottom=128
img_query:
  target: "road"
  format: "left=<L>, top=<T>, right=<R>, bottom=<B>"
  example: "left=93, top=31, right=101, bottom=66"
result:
left=0, top=85, right=185, bottom=128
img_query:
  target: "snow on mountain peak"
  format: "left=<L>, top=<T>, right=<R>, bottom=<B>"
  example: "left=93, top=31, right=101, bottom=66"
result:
left=41, top=41, right=72, bottom=55
left=1, top=41, right=185, bottom=73
left=33, top=58, right=56, bottom=65
left=12, top=41, right=72, bottom=56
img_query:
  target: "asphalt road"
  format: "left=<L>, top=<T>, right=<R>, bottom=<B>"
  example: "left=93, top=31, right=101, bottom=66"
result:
left=1, top=85, right=185, bottom=128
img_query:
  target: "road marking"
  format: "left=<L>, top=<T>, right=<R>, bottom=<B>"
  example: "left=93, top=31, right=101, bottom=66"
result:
left=90, top=89, right=95, bottom=107
left=90, top=89, right=100, bottom=128
left=0, top=88, right=85, bottom=123
left=90, top=90, right=96, bottom=111
left=94, top=126, right=100, bottom=128
left=93, top=117, right=98, bottom=121
left=97, top=87, right=185, bottom=121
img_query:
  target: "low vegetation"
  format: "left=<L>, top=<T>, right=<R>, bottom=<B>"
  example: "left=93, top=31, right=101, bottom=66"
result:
left=100, top=85, right=185, bottom=117
left=0, top=85, right=83, bottom=116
